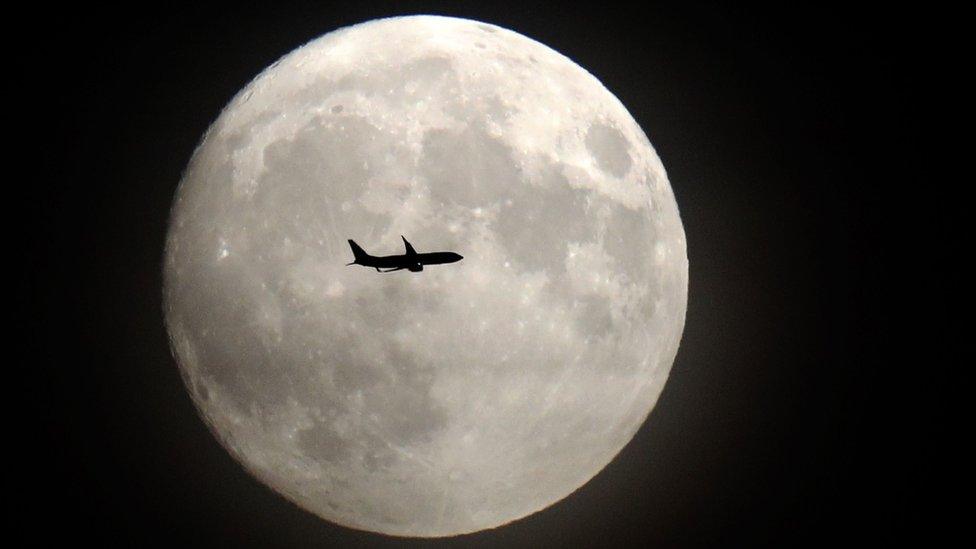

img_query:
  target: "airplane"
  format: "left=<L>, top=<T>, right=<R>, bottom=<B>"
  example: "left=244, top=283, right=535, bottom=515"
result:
left=346, top=236, right=463, bottom=272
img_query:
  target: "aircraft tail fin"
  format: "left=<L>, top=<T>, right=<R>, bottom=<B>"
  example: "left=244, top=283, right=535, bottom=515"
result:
left=347, top=239, right=369, bottom=265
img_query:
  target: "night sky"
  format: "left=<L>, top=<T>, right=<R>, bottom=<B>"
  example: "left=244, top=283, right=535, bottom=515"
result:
left=28, top=2, right=935, bottom=546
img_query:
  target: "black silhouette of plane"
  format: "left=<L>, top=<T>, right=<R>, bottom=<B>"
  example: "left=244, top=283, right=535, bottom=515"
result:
left=346, top=236, right=463, bottom=272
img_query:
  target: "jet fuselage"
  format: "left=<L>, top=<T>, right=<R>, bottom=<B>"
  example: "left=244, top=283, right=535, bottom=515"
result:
left=346, top=237, right=462, bottom=273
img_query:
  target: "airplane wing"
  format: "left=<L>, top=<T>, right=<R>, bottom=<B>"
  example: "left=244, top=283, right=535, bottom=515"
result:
left=378, top=266, right=406, bottom=273
left=401, top=235, right=417, bottom=256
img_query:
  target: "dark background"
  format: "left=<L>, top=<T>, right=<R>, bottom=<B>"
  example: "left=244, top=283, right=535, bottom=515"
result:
left=27, top=1, right=937, bottom=546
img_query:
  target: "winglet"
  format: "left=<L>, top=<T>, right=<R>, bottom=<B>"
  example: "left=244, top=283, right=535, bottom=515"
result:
left=401, top=235, right=417, bottom=256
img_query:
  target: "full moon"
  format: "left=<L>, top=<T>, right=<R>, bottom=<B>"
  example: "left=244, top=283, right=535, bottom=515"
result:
left=164, top=15, right=687, bottom=537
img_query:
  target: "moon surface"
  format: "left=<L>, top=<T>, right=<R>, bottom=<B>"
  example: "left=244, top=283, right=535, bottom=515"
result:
left=164, top=15, right=687, bottom=537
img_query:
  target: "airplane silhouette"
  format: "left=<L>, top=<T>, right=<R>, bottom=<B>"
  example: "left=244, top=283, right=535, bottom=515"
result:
left=346, top=236, right=463, bottom=272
